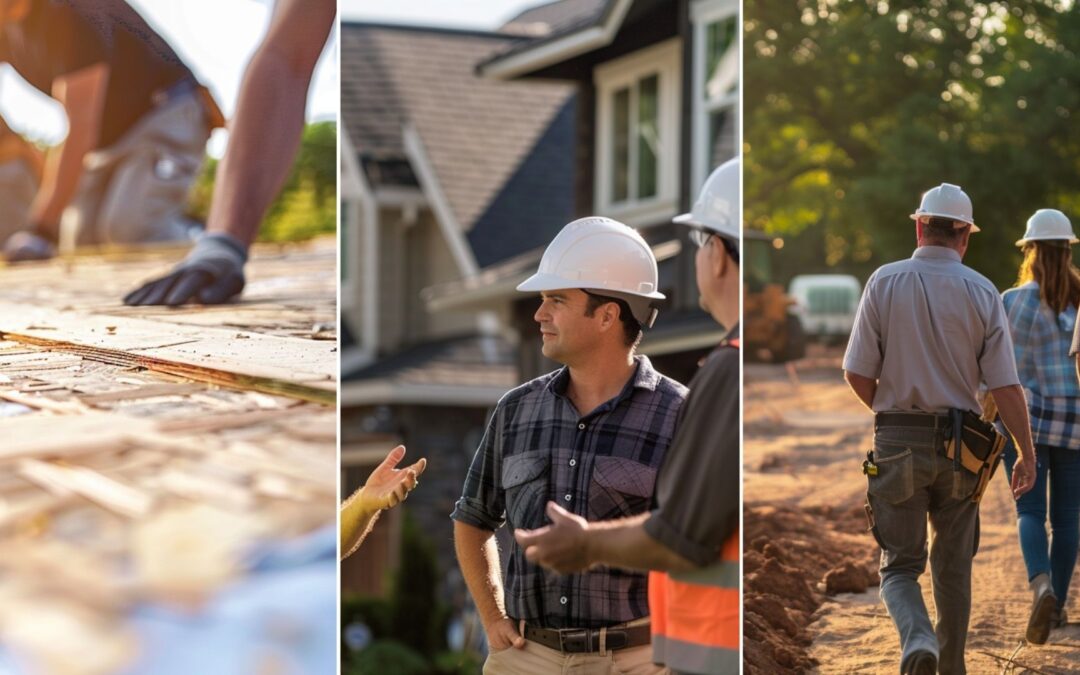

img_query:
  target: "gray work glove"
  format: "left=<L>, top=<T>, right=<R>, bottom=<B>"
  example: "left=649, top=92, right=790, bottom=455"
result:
left=123, top=233, right=247, bottom=306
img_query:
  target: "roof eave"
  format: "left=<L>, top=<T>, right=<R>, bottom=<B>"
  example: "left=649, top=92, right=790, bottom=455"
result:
left=477, top=0, right=634, bottom=80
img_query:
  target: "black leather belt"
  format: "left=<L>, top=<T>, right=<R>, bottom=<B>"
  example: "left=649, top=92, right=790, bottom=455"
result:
left=518, top=622, right=651, bottom=653
left=875, top=411, right=949, bottom=430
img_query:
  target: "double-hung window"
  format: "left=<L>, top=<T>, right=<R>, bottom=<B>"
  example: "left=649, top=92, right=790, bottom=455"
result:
left=692, top=0, right=739, bottom=191
left=595, top=39, right=681, bottom=225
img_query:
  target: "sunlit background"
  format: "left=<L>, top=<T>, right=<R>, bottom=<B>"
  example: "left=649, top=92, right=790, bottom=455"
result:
left=0, top=0, right=338, bottom=158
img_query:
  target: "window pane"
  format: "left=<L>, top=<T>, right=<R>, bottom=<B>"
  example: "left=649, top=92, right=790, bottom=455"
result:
left=637, top=74, right=658, bottom=200
left=709, top=106, right=737, bottom=167
left=706, top=17, right=738, bottom=102
left=612, top=86, right=630, bottom=203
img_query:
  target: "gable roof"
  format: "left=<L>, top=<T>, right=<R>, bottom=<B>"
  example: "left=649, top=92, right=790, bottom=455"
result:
left=340, top=22, right=576, bottom=267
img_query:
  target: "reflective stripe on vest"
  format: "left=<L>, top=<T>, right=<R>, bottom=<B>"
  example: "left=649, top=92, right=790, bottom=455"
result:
left=649, top=529, right=739, bottom=674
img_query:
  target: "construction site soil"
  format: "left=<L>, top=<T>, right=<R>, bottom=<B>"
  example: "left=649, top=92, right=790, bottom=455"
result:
left=745, top=347, right=1080, bottom=674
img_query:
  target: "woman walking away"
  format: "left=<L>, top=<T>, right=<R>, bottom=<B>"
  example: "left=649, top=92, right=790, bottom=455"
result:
left=1000, top=208, right=1080, bottom=645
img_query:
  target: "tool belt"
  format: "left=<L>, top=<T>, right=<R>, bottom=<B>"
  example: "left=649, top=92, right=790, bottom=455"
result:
left=871, top=409, right=1006, bottom=503
left=517, top=621, right=651, bottom=653
left=944, top=408, right=1007, bottom=503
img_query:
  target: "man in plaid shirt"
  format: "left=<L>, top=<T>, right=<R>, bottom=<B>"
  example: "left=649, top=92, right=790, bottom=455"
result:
left=452, top=217, right=686, bottom=675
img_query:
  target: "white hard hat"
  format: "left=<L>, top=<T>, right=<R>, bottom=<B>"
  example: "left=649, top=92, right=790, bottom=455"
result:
left=1016, top=209, right=1077, bottom=247
left=910, top=183, right=979, bottom=233
left=517, top=217, right=664, bottom=327
left=674, top=157, right=740, bottom=241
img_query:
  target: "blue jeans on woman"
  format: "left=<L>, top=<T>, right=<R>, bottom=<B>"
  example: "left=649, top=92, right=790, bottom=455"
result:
left=1002, top=440, right=1080, bottom=609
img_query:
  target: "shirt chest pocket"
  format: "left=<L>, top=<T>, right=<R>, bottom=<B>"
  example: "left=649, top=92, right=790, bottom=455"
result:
left=588, top=456, right=657, bottom=521
left=501, top=451, right=549, bottom=529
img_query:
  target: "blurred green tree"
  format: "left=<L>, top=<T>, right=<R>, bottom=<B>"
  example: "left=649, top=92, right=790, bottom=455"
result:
left=745, top=0, right=1080, bottom=288
left=186, top=120, right=337, bottom=243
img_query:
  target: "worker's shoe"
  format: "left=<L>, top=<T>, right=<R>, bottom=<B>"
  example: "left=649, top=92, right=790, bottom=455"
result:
left=904, top=650, right=937, bottom=675
left=1026, top=573, right=1057, bottom=644
left=1052, top=606, right=1068, bottom=629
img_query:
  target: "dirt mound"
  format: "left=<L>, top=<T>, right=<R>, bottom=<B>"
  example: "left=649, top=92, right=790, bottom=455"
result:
left=743, top=503, right=879, bottom=674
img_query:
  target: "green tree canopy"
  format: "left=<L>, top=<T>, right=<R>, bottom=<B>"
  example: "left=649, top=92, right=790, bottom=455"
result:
left=746, top=0, right=1080, bottom=288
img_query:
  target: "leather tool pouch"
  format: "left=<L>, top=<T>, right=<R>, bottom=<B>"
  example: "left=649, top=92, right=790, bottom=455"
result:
left=945, top=408, right=1007, bottom=503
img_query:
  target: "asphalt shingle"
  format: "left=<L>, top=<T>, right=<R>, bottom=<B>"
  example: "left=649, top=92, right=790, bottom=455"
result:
left=341, top=22, right=576, bottom=266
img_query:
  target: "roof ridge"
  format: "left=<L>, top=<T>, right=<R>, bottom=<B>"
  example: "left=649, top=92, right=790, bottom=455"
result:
left=340, top=20, right=516, bottom=39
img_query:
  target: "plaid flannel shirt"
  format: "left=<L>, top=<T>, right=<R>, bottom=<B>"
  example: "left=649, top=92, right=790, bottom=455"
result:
left=1002, top=282, right=1080, bottom=449
left=451, top=356, right=687, bottom=629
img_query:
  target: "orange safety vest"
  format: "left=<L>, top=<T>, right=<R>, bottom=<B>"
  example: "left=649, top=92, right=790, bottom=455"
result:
left=649, top=337, right=740, bottom=674
left=649, top=530, right=739, bottom=674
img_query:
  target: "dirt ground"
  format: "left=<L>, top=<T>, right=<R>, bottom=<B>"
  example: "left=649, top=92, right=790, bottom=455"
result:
left=744, top=346, right=1080, bottom=674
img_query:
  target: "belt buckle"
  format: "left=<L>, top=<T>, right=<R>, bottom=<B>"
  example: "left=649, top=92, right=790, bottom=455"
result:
left=559, top=629, right=589, bottom=653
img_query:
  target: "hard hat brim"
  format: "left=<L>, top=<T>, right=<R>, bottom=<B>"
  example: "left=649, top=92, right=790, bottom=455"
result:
left=1015, top=235, right=1080, bottom=247
left=673, top=212, right=741, bottom=240
left=910, top=213, right=980, bottom=233
left=517, top=272, right=666, bottom=300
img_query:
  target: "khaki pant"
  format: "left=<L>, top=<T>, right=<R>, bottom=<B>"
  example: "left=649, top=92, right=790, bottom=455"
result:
left=0, top=158, right=38, bottom=243
left=483, top=620, right=669, bottom=675
left=60, top=89, right=210, bottom=250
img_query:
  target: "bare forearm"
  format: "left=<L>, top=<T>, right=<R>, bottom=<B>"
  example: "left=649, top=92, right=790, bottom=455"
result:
left=339, top=487, right=379, bottom=560
left=454, top=521, right=506, bottom=628
left=585, top=513, right=697, bottom=574
left=205, top=0, right=334, bottom=245
left=844, top=371, right=877, bottom=411
left=992, top=384, right=1035, bottom=459
left=34, top=64, right=107, bottom=237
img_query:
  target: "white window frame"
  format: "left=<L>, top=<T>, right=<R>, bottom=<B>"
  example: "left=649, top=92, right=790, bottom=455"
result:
left=691, top=0, right=739, bottom=192
left=594, top=38, right=681, bottom=227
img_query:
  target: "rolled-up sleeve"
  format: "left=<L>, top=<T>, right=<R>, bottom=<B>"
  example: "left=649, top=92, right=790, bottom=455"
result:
left=450, top=404, right=505, bottom=531
left=843, top=274, right=883, bottom=379
left=644, top=348, right=738, bottom=567
left=980, top=293, right=1021, bottom=389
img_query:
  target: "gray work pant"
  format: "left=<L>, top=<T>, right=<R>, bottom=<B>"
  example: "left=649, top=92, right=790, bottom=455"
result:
left=0, top=158, right=37, bottom=243
left=868, top=423, right=980, bottom=675
left=60, top=90, right=209, bottom=249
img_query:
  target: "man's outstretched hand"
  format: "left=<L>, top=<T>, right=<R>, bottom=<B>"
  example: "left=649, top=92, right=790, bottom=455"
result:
left=123, top=233, right=247, bottom=306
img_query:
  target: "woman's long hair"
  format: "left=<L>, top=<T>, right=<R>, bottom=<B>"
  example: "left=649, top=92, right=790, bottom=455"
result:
left=1016, top=241, right=1080, bottom=314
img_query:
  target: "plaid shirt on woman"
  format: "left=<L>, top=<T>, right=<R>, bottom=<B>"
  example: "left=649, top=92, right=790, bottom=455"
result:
left=451, top=355, right=687, bottom=629
left=1001, top=282, right=1080, bottom=449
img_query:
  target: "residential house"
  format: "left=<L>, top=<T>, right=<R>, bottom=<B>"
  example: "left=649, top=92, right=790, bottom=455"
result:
left=426, top=0, right=740, bottom=385
left=338, top=16, right=578, bottom=596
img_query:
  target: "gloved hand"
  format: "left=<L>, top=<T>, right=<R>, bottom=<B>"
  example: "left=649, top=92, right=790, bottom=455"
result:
left=123, top=233, right=247, bottom=306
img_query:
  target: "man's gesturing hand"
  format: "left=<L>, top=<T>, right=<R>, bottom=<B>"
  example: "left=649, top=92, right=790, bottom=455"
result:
left=514, top=502, right=592, bottom=574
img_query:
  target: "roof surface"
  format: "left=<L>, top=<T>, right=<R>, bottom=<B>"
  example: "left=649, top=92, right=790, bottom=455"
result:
left=340, top=21, right=577, bottom=266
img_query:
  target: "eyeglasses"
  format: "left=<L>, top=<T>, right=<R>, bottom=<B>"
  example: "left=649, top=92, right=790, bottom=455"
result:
left=688, top=227, right=712, bottom=249
left=688, top=227, right=740, bottom=265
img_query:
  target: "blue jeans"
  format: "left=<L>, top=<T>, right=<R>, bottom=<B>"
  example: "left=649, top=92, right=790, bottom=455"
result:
left=1002, top=440, right=1080, bottom=609
left=868, top=424, right=980, bottom=675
